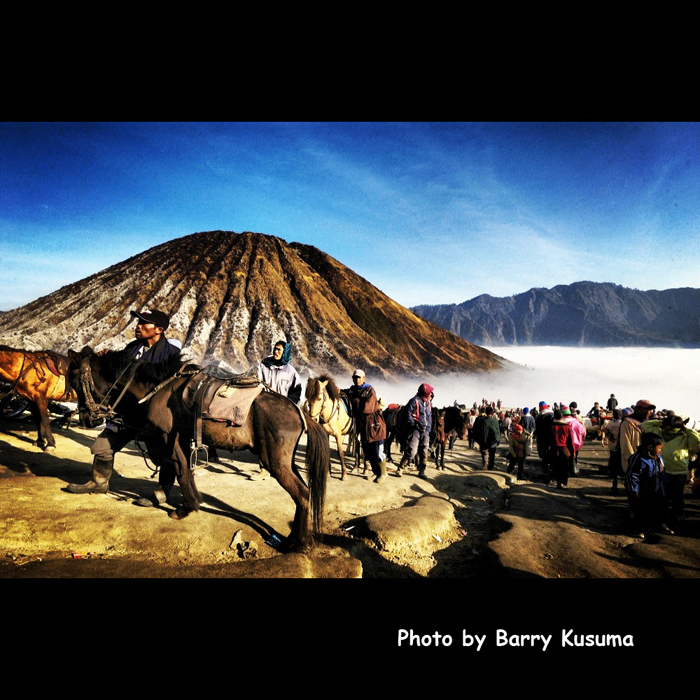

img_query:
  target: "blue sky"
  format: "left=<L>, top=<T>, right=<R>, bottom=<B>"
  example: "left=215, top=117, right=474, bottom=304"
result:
left=2, top=121, right=699, bottom=312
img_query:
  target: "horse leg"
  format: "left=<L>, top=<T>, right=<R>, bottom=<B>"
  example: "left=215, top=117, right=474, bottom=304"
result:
left=384, top=433, right=394, bottom=463
left=334, top=430, right=347, bottom=480
left=30, top=397, right=56, bottom=451
left=170, top=436, right=202, bottom=520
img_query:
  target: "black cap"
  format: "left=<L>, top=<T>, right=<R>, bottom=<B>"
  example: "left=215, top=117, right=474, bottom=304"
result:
left=130, top=308, right=170, bottom=330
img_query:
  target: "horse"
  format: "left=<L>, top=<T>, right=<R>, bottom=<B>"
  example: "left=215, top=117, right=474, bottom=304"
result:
left=69, top=348, right=329, bottom=552
left=384, top=403, right=468, bottom=468
left=0, top=346, right=78, bottom=451
left=432, top=408, right=447, bottom=469
left=303, top=375, right=355, bottom=480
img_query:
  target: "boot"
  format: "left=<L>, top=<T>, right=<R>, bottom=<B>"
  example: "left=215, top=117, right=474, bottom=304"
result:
left=395, top=456, right=409, bottom=478
left=418, top=454, right=428, bottom=480
left=67, top=457, right=113, bottom=494
left=374, top=461, right=387, bottom=484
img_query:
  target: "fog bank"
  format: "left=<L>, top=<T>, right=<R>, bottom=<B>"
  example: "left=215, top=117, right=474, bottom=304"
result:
left=365, top=346, right=700, bottom=422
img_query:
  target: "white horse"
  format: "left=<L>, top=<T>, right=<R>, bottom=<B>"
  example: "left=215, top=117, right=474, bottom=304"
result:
left=303, top=376, right=357, bottom=480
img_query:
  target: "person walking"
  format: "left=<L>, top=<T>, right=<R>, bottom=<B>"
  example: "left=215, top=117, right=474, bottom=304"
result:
left=396, top=383, right=434, bottom=479
left=473, top=405, right=501, bottom=471
left=507, top=424, right=526, bottom=480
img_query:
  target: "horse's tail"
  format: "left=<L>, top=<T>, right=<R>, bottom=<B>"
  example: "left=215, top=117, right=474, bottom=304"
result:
left=304, top=417, right=329, bottom=538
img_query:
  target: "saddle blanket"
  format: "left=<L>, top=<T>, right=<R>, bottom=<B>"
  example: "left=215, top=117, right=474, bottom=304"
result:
left=205, top=382, right=264, bottom=425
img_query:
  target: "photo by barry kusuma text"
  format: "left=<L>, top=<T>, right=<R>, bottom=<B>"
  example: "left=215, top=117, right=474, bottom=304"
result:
left=397, top=629, right=635, bottom=651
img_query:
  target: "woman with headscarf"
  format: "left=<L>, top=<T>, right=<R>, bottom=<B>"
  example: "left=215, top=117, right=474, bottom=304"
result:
left=257, top=340, right=302, bottom=404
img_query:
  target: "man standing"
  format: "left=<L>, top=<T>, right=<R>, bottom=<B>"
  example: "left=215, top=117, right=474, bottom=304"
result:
left=535, top=401, right=554, bottom=483
left=520, top=407, right=536, bottom=457
left=562, top=404, right=585, bottom=475
left=344, top=369, right=388, bottom=483
left=551, top=408, right=574, bottom=489
left=620, top=399, right=656, bottom=473
left=396, top=383, right=434, bottom=480
left=473, top=405, right=501, bottom=471
left=67, top=308, right=180, bottom=504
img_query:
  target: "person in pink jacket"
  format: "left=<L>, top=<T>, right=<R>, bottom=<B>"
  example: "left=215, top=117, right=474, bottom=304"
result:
left=561, top=404, right=586, bottom=476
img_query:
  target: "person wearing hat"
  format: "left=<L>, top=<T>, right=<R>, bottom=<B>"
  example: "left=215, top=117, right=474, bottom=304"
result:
left=620, top=399, right=656, bottom=475
left=562, top=404, right=585, bottom=475
left=551, top=408, right=574, bottom=489
left=396, top=383, right=434, bottom=479
left=123, top=308, right=181, bottom=362
left=641, top=412, right=700, bottom=527
left=343, top=369, right=388, bottom=483
left=67, top=308, right=180, bottom=505
left=507, top=424, right=527, bottom=481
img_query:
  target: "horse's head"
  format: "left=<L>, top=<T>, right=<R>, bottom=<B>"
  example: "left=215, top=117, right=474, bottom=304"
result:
left=67, top=347, right=131, bottom=426
left=304, top=377, right=329, bottom=422
left=445, top=406, right=468, bottom=439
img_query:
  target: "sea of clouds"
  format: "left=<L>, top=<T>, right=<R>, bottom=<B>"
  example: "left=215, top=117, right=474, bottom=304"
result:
left=367, top=346, right=700, bottom=424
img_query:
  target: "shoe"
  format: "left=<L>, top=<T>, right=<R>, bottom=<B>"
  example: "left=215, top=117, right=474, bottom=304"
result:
left=659, top=523, right=674, bottom=534
left=634, top=531, right=645, bottom=539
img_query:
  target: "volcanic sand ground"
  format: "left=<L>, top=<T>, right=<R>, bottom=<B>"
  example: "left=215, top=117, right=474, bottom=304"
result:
left=1, top=412, right=699, bottom=581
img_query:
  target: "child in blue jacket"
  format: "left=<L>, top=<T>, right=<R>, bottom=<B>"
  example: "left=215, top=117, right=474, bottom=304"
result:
left=624, top=431, right=671, bottom=539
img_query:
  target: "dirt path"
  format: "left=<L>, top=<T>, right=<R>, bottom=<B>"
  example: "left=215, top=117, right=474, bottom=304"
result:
left=1, top=413, right=698, bottom=579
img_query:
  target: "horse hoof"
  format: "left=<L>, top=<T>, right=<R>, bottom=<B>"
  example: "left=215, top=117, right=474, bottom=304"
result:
left=169, top=507, right=191, bottom=520
left=43, top=446, right=56, bottom=453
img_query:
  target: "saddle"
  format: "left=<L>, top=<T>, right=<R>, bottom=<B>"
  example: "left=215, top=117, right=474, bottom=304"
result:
left=182, top=367, right=263, bottom=449
left=39, top=351, right=71, bottom=378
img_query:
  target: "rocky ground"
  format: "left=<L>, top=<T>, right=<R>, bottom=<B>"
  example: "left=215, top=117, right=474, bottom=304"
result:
left=1, top=412, right=698, bottom=580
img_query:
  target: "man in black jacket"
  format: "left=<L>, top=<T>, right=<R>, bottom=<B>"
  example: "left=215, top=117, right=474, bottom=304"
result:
left=67, top=308, right=180, bottom=503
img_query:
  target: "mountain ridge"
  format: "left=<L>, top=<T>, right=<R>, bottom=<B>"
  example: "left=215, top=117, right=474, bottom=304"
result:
left=412, top=281, right=700, bottom=347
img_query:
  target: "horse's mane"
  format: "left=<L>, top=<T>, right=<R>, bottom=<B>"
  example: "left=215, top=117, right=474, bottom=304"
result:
left=99, top=349, right=185, bottom=384
left=305, top=374, right=343, bottom=402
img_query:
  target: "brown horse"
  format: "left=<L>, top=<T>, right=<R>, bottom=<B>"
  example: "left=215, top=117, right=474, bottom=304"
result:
left=432, top=408, right=447, bottom=469
left=70, top=348, right=329, bottom=552
left=303, top=375, right=355, bottom=480
left=0, top=346, right=78, bottom=451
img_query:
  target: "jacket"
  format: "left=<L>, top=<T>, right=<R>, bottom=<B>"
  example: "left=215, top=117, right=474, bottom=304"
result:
left=124, top=334, right=181, bottom=363
left=625, top=449, right=666, bottom=497
left=641, top=419, right=700, bottom=475
left=406, top=394, right=432, bottom=432
left=257, top=357, right=302, bottom=403
left=473, top=415, right=500, bottom=449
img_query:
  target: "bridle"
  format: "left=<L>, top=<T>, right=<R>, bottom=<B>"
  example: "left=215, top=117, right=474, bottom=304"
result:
left=307, top=381, right=352, bottom=433
left=79, top=355, right=137, bottom=423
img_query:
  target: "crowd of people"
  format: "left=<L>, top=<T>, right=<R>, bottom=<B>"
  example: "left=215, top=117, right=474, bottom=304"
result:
left=63, top=308, right=699, bottom=540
